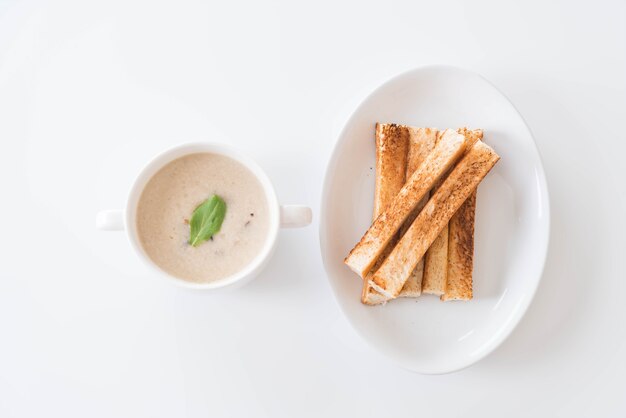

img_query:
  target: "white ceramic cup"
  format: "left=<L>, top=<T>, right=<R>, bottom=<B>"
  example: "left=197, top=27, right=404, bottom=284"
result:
left=96, top=142, right=312, bottom=290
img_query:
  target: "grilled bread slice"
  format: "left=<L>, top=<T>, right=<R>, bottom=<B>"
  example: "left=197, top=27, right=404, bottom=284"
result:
left=370, top=140, right=500, bottom=298
left=362, top=125, right=437, bottom=304
left=345, top=129, right=467, bottom=279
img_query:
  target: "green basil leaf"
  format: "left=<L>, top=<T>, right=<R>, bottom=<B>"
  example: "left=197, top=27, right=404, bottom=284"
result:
left=189, top=195, right=227, bottom=247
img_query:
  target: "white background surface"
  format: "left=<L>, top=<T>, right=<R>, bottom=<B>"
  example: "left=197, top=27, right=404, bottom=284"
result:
left=0, top=0, right=624, bottom=416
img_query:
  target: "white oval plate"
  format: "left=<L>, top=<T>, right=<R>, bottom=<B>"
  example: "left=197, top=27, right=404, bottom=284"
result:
left=320, top=66, right=550, bottom=374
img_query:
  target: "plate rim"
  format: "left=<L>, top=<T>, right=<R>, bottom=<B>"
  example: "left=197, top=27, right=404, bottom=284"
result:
left=318, top=64, right=551, bottom=374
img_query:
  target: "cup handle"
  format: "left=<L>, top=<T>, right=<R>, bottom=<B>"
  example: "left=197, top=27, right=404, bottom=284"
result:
left=96, top=210, right=125, bottom=231
left=279, top=205, right=312, bottom=228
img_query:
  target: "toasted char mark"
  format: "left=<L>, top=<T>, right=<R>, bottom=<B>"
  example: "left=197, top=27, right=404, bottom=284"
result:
left=371, top=140, right=500, bottom=297
left=442, top=191, right=476, bottom=301
left=345, top=129, right=467, bottom=279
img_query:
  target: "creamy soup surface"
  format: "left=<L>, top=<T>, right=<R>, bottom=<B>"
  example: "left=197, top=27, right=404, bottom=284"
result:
left=136, top=153, right=270, bottom=283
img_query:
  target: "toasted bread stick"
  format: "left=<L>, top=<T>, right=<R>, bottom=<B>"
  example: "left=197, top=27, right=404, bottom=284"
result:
left=372, top=124, right=409, bottom=218
left=439, top=128, right=483, bottom=300
left=362, top=126, right=437, bottom=304
left=442, top=190, right=476, bottom=301
left=422, top=128, right=483, bottom=295
left=396, top=127, right=438, bottom=297
left=361, top=124, right=409, bottom=305
left=345, top=129, right=467, bottom=279
left=370, top=140, right=500, bottom=298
